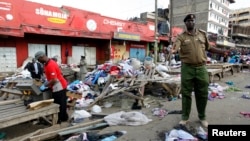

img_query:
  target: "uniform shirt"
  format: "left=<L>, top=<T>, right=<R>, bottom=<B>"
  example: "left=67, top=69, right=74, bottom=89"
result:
left=80, top=59, right=88, bottom=73
left=174, top=29, right=211, bottom=64
left=44, top=59, right=67, bottom=92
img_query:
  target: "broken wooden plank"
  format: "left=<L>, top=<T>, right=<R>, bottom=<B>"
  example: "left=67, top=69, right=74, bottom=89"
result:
left=0, top=88, right=23, bottom=95
left=20, top=129, right=43, bottom=141
left=58, top=122, right=108, bottom=136
left=103, top=87, right=127, bottom=98
left=28, top=99, right=54, bottom=110
left=122, top=91, right=144, bottom=100
left=0, top=99, right=22, bottom=106
left=29, top=119, right=104, bottom=141
left=86, top=76, right=114, bottom=110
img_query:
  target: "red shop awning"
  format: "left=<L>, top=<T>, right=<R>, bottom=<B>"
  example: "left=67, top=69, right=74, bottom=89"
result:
left=0, top=26, right=23, bottom=37
left=140, top=36, right=155, bottom=42
left=22, top=25, right=111, bottom=39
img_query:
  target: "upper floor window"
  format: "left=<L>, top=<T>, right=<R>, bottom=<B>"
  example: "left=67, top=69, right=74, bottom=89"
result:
left=239, top=12, right=250, bottom=17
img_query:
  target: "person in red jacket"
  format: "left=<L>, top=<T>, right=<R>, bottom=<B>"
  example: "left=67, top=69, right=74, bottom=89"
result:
left=35, top=51, right=68, bottom=123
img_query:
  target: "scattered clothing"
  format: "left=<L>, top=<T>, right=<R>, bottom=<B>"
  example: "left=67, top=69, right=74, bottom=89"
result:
left=152, top=108, right=168, bottom=118
left=245, top=85, right=250, bottom=88
left=240, top=112, right=250, bottom=118
left=104, top=111, right=152, bottom=126
left=241, top=94, right=250, bottom=100
left=65, top=131, right=126, bottom=141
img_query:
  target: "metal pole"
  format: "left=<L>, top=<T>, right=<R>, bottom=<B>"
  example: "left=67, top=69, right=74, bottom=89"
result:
left=169, top=0, right=173, bottom=46
left=166, top=0, right=173, bottom=65
left=154, top=0, right=158, bottom=63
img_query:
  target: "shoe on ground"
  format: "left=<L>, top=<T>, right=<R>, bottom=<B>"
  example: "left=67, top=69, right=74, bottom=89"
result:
left=179, top=120, right=188, bottom=125
left=200, top=120, right=208, bottom=128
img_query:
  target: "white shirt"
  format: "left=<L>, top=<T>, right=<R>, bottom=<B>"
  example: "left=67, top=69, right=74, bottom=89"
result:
left=34, top=63, right=38, bottom=74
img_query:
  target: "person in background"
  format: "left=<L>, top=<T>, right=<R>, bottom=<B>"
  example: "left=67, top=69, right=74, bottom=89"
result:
left=24, top=58, right=43, bottom=80
left=79, top=56, right=88, bottom=81
left=171, top=14, right=228, bottom=128
left=34, top=51, right=68, bottom=123
left=51, top=56, right=62, bottom=66
left=51, top=57, right=58, bottom=63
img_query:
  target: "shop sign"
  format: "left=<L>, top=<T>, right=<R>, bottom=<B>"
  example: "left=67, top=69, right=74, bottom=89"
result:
left=114, top=32, right=140, bottom=41
left=131, top=44, right=145, bottom=48
left=103, top=19, right=125, bottom=27
left=35, top=7, right=68, bottom=24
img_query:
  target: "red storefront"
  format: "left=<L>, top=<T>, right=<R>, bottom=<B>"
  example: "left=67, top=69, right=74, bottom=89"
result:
left=0, top=0, right=163, bottom=72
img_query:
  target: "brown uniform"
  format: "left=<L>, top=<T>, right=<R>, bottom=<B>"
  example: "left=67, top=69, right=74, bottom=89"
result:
left=174, top=28, right=210, bottom=122
left=174, top=29, right=211, bottom=65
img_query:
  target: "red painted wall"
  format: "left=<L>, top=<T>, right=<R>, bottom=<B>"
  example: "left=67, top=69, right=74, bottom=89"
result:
left=0, top=0, right=157, bottom=41
left=15, top=38, right=28, bottom=67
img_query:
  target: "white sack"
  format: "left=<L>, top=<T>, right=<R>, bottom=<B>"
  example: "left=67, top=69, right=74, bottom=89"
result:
left=104, top=111, right=152, bottom=126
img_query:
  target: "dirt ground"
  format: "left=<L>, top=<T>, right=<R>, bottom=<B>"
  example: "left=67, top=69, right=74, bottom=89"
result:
left=2, top=68, right=250, bottom=141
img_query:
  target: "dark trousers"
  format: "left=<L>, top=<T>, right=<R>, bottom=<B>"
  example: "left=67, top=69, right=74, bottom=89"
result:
left=31, top=73, right=41, bottom=79
left=52, top=89, right=68, bottom=122
left=181, top=63, right=209, bottom=120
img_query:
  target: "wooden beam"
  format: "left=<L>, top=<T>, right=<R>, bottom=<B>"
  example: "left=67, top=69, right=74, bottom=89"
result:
left=20, top=129, right=42, bottom=141
left=58, top=122, right=108, bottom=136
left=0, top=99, right=22, bottom=106
left=122, top=91, right=144, bottom=100
left=29, top=119, right=104, bottom=141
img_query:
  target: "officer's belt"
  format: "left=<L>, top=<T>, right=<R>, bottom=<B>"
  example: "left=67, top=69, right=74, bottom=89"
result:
left=183, top=63, right=205, bottom=67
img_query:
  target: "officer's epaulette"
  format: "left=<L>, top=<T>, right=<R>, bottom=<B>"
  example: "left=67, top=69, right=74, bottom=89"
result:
left=198, top=29, right=207, bottom=34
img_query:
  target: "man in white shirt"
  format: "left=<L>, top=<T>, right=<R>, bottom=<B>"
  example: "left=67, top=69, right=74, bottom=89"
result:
left=24, top=58, right=43, bottom=79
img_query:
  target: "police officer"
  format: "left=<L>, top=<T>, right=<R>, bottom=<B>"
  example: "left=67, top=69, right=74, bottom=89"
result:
left=79, top=56, right=88, bottom=81
left=172, top=14, right=228, bottom=128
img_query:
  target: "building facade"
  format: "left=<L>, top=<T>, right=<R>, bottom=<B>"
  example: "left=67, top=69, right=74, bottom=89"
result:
left=0, top=0, right=168, bottom=72
left=230, top=7, right=250, bottom=26
left=171, top=0, right=235, bottom=48
left=229, top=7, right=250, bottom=48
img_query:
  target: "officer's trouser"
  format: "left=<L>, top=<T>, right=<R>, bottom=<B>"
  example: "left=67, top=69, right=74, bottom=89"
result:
left=181, top=63, right=209, bottom=120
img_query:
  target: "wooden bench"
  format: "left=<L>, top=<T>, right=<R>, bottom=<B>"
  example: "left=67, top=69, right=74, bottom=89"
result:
left=242, top=64, right=250, bottom=71
left=165, top=67, right=223, bottom=83
left=206, top=63, right=234, bottom=78
left=0, top=100, right=59, bottom=129
left=231, top=63, right=243, bottom=73
left=207, top=69, right=223, bottom=83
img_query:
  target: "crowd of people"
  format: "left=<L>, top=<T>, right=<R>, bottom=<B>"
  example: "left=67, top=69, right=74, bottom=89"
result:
left=149, top=45, right=250, bottom=65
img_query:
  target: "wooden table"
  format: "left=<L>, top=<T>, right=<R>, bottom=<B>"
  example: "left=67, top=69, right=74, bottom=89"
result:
left=0, top=100, right=59, bottom=129
left=206, top=63, right=234, bottom=78
left=232, top=63, right=243, bottom=73
left=166, top=68, right=223, bottom=83
left=242, top=64, right=250, bottom=71
left=207, top=69, right=223, bottom=83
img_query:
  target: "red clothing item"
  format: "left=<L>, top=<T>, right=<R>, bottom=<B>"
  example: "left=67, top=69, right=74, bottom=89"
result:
left=44, top=59, right=67, bottom=92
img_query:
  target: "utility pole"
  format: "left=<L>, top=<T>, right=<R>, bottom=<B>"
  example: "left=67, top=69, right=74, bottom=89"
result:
left=154, top=0, right=158, bottom=63
left=169, top=0, right=173, bottom=46
left=166, top=0, right=173, bottom=65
